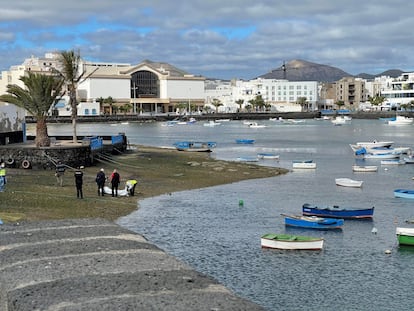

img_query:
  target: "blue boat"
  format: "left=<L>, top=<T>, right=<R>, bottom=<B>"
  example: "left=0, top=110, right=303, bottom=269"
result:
left=283, top=214, right=344, bottom=230
left=394, top=189, right=414, bottom=199
left=235, top=139, right=255, bottom=144
left=302, top=203, right=374, bottom=219
left=173, top=141, right=216, bottom=152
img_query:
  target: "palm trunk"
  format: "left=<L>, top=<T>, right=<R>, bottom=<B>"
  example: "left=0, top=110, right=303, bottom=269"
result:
left=70, top=90, right=78, bottom=143
left=36, top=116, right=50, bottom=147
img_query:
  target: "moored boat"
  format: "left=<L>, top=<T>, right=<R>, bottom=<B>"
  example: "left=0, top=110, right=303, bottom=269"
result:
left=283, top=214, right=344, bottom=230
left=335, top=178, right=363, bottom=188
left=356, top=141, right=394, bottom=148
left=396, top=227, right=414, bottom=246
left=257, top=153, right=279, bottom=160
left=261, top=233, right=324, bottom=250
left=381, top=159, right=405, bottom=165
left=173, top=141, right=216, bottom=152
left=292, top=160, right=316, bottom=169
left=388, top=115, right=414, bottom=126
left=302, top=203, right=374, bottom=219
left=352, top=165, right=378, bottom=172
left=235, top=139, right=255, bottom=144
left=394, top=189, right=414, bottom=199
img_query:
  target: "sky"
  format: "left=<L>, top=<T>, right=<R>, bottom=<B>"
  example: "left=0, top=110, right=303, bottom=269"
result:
left=1, top=0, right=414, bottom=80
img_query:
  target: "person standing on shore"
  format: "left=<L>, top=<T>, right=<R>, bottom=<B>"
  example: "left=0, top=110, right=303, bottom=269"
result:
left=74, top=166, right=84, bottom=199
left=0, top=162, right=6, bottom=192
left=110, top=169, right=120, bottom=197
left=96, top=168, right=106, bottom=196
left=55, top=161, right=66, bottom=187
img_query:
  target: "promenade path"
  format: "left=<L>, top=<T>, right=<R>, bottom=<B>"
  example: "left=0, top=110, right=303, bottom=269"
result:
left=0, top=218, right=263, bottom=311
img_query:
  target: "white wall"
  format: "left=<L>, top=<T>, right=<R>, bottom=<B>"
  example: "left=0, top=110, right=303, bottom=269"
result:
left=164, top=80, right=204, bottom=99
left=79, top=77, right=130, bottom=100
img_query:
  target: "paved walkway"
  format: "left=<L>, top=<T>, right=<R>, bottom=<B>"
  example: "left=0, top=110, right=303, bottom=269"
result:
left=0, top=218, right=264, bottom=311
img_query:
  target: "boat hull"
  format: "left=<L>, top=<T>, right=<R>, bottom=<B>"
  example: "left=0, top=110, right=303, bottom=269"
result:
left=302, top=203, right=374, bottom=219
left=335, top=178, right=363, bottom=188
left=292, top=162, right=316, bottom=169
left=394, top=189, right=414, bottom=199
left=396, top=227, right=414, bottom=246
left=352, top=165, right=378, bottom=172
left=173, top=141, right=216, bottom=152
left=284, top=215, right=344, bottom=230
left=261, top=233, right=324, bottom=250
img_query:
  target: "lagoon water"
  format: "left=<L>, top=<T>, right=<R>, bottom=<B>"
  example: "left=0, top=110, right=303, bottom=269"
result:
left=46, top=118, right=414, bottom=310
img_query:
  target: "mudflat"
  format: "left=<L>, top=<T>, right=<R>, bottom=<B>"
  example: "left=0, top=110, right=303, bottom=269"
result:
left=0, top=145, right=288, bottom=222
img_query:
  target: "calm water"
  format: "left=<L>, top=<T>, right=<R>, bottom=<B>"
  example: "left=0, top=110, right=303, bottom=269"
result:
left=46, top=119, right=414, bottom=310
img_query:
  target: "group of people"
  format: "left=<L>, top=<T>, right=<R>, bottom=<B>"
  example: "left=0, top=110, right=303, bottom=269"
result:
left=95, top=168, right=121, bottom=197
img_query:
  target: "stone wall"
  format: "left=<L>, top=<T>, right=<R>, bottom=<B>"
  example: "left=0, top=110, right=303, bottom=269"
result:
left=0, top=145, right=93, bottom=170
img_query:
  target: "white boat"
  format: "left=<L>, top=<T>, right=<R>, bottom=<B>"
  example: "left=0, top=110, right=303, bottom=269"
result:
left=331, top=116, right=351, bottom=125
left=203, top=120, right=221, bottom=127
left=388, top=115, right=414, bottom=126
left=292, top=160, right=316, bottom=169
left=248, top=122, right=266, bottom=128
left=356, top=141, right=394, bottom=148
left=403, top=155, right=414, bottom=164
left=261, top=233, right=324, bottom=250
left=352, top=165, right=378, bottom=172
left=236, top=156, right=259, bottom=162
left=381, top=159, right=406, bottom=165
left=335, top=178, right=363, bottom=188
left=257, top=153, right=280, bottom=160
left=363, top=153, right=400, bottom=159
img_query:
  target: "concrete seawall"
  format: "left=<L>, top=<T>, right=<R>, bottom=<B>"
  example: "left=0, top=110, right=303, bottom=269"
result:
left=0, top=218, right=264, bottom=311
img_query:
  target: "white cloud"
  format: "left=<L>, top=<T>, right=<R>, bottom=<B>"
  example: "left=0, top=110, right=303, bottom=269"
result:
left=0, top=0, right=413, bottom=79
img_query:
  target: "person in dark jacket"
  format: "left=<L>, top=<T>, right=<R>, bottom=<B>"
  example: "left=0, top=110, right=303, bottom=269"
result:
left=74, top=166, right=84, bottom=199
left=55, top=161, right=66, bottom=187
left=110, top=169, right=120, bottom=197
left=96, top=168, right=106, bottom=196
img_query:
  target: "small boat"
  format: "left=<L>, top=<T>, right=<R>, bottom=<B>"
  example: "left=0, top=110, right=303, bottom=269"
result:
left=331, top=116, right=351, bottom=125
left=356, top=141, right=394, bottom=148
left=394, top=189, right=414, bottom=199
left=203, top=120, right=221, bottom=127
left=215, top=118, right=230, bottom=122
left=388, top=115, right=414, bottom=126
left=335, top=178, right=363, bottom=188
left=292, top=160, right=316, bottom=169
left=173, top=141, right=217, bottom=152
left=381, top=159, right=405, bottom=165
left=261, top=233, right=324, bottom=250
left=302, top=203, right=374, bottom=219
left=363, top=153, right=400, bottom=159
left=352, top=165, right=378, bottom=172
left=235, top=139, right=255, bottom=144
left=283, top=214, right=344, bottom=230
left=257, top=153, right=280, bottom=160
left=403, top=155, right=414, bottom=164
left=396, top=227, right=414, bottom=246
left=248, top=122, right=266, bottom=128
left=236, top=156, right=259, bottom=162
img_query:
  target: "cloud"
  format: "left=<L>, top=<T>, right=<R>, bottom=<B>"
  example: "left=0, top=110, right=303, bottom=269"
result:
left=0, top=0, right=413, bottom=79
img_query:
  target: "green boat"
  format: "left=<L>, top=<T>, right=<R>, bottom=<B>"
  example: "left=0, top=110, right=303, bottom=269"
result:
left=396, top=227, right=414, bottom=246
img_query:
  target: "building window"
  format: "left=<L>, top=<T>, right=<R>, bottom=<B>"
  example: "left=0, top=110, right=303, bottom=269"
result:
left=131, top=70, right=160, bottom=98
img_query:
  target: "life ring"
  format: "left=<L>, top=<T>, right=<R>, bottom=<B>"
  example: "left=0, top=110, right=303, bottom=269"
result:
left=22, top=160, right=31, bottom=169
left=6, top=158, right=15, bottom=165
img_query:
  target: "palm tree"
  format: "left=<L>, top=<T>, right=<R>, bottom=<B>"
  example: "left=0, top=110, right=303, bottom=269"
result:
left=235, top=99, right=244, bottom=112
left=211, top=98, right=223, bottom=113
left=57, top=49, right=85, bottom=143
left=0, top=72, right=64, bottom=147
left=296, top=97, right=307, bottom=111
left=104, top=96, right=116, bottom=115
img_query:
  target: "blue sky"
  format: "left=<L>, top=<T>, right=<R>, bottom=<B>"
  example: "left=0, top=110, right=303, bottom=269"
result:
left=1, top=0, right=414, bottom=80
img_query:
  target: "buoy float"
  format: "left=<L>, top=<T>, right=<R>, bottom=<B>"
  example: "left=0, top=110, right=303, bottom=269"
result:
left=385, top=249, right=391, bottom=254
left=21, top=160, right=31, bottom=169
left=239, top=199, right=244, bottom=206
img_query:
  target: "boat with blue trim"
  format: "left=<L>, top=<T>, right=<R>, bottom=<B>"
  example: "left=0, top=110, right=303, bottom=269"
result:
left=302, top=203, right=374, bottom=219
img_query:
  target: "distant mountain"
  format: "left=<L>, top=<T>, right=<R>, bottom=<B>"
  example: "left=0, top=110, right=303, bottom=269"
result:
left=355, top=69, right=404, bottom=79
left=258, top=59, right=351, bottom=82
left=257, top=59, right=405, bottom=82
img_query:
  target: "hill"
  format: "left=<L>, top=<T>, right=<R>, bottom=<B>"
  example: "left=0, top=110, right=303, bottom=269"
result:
left=257, top=59, right=405, bottom=82
left=258, top=59, right=351, bottom=82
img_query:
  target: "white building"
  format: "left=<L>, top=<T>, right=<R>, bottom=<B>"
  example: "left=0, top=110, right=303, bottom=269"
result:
left=380, top=72, right=414, bottom=109
left=205, top=78, right=319, bottom=112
